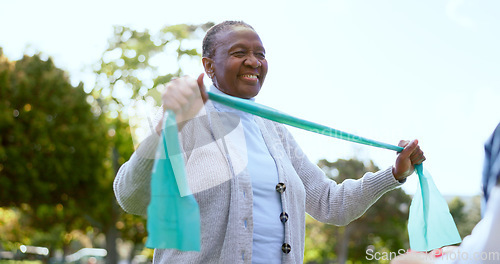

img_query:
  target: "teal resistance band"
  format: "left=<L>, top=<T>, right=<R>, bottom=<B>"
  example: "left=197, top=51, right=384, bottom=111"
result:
left=146, top=110, right=200, bottom=251
left=207, top=91, right=462, bottom=251
left=145, top=91, right=462, bottom=252
left=209, top=91, right=403, bottom=152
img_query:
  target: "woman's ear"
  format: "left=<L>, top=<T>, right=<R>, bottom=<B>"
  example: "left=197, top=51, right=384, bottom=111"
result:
left=202, top=57, right=215, bottom=79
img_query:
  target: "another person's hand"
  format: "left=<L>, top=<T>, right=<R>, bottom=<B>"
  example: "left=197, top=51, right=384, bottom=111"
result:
left=392, top=140, right=426, bottom=181
left=155, top=73, right=208, bottom=134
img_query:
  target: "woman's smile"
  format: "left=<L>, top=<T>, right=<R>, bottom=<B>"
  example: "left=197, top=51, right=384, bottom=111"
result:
left=204, top=26, right=268, bottom=99
left=239, top=73, right=259, bottom=83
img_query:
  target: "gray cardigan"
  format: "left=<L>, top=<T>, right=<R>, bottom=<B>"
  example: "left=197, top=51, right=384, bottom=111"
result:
left=113, top=101, right=402, bottom=263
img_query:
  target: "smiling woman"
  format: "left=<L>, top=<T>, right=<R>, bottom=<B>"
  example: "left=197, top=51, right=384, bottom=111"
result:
left=202, top=22, right=268, bottom=99
left=113, top=20, right=426, bottom=264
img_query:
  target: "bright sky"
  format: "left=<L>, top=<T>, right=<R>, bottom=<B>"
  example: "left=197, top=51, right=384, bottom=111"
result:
left=1, top=0, right=499, bottom=196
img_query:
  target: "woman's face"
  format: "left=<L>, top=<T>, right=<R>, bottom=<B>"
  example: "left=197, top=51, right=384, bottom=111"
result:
left=206, top=26, right=268, bottom=99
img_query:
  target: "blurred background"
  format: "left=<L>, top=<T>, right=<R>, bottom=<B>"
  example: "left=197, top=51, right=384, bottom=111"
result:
left=1, top=0, right=498, bottom=263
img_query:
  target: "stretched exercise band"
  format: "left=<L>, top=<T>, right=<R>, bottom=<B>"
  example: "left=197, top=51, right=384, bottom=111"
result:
left=208, top=91, right=403, bottom=151
left=146, top=91, right=462, bottom=252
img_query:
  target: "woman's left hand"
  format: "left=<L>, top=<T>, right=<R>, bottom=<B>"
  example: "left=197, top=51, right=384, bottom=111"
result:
left=392, top=139, right=426, bottom=181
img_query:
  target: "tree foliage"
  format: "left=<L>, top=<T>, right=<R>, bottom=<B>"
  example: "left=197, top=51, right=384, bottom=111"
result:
left=91, top=22, right=214, bottom=115
left=0, top=207, right=31, bottom=251
left=448, top=195, right=481, bottom=239
left=0, top=48, right=109, bottom=218
left=304, top=158, right=412, bottom=264
left=0, top=48, right=111, bottom=257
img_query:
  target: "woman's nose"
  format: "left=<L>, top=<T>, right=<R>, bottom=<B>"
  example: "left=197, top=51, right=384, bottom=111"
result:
left=244, top=55, right=261, bottom=68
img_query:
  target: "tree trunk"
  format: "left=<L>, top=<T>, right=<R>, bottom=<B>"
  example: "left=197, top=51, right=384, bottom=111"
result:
left=105, top=146, right=121, bottom=264
left=128, top=244, right=137, bottom=264
left=337, top=225, right=352, bottom=264
left=105, top=214, right=119, bottom=264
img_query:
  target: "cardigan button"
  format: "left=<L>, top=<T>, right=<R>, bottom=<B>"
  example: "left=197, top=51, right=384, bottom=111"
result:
left=275, top=183, right=286, bottom=193
left=280, top=212, right=289, bottom=223
left=282, top=243, right=291, bottom=254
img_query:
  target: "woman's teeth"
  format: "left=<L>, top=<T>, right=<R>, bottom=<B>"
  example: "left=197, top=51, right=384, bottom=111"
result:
left=241, top=74, right=257, bottom=79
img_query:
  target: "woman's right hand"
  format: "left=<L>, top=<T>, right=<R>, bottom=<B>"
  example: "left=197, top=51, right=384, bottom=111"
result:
left=155, top=73, right=208, bottom=134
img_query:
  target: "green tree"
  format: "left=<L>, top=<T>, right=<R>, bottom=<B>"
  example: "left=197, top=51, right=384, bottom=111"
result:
left=0, top=48, right=109, bottom=257
left=0, top=207, right=32, bottom=251
left=85, top=116, right=135, bottom=264
left=448, top=196, right=481, bottom=239
left=91, top=23, right=213, bottom=114
left=304, top=158, right=412, bottom=264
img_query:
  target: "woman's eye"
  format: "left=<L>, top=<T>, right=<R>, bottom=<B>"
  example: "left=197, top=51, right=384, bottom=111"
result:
left=256, top=53, right=266, bottom=59
left=232, top=51, right=246, bottom=57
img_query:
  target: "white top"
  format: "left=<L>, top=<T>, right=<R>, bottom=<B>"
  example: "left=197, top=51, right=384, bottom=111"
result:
left=210, top=86, right=283, bottom=263
left=435, top=184, right=500, bottom=264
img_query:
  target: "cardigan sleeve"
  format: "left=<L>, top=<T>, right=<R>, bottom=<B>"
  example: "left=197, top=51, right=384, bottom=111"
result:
left=274, top=122, right=403, bottom=226
left=113, top=105, right=211, bottom=216
left=113, top=133, right=160, bottom=216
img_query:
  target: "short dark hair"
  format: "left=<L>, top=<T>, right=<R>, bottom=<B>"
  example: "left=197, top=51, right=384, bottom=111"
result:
left=202, top=21, right=255, bottom=58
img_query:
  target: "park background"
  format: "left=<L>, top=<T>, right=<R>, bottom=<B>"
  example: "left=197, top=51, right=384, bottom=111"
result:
left=1, top=0, right=499, bottom=263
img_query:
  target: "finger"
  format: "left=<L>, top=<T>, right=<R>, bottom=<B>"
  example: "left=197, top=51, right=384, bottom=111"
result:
left=396, top=140, right=410, bottom=154
left=409, top=145, right=425, bottom=162
left=162, top=82, right=177, bottom=110
left=164, top=88, right=188, bottom=113
left=177, top=75, right=207, bottom=103
left=411, top=153, right=426, bottom=165
left=197, top=73, right=208, bottom=103
left=409, top=146, right=422, bottom=160
left=163, top=97, right=183, bottom=113
left=178, top=77, right=202, bottom=101
left=177, top=82, right=195, bottom=100
left=169, top=84, right=190, bottom=105
left=398, top=139, right=419, bottom=160
left=409, top=144, right=426, bottom=163
left=398, top=140, right=410, bottom=148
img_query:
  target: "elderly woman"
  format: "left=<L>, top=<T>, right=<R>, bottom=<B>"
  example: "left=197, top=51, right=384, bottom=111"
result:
left=114, top=21, right=425, bottom=264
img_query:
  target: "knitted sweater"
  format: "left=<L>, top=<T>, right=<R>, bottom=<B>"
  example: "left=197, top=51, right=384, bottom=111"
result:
left=113, top=101, right=403, bottom=264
